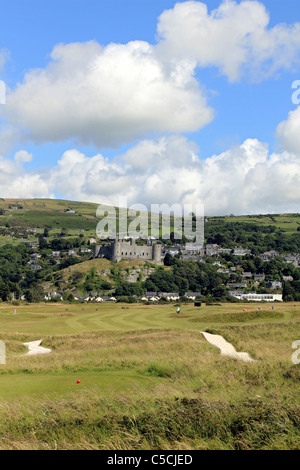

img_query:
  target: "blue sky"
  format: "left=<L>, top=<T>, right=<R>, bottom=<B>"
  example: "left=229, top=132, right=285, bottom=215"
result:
left=0, top=0, right=300, bottom=215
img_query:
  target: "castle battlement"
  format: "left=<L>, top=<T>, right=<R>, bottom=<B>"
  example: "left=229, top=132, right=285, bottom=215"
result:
left=93, top=238, right=162, bottom=264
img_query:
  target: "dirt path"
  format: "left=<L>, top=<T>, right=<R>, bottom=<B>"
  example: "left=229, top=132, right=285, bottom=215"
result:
left=23, top=340, right=52, bottom=356
left=201, top=331, right=256, bottom=363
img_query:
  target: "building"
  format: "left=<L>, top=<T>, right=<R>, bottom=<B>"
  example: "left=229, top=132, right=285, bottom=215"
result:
left=229, top=292, right=283, bottom=302
left=226, top=282, right=247, bottom=289
left=233, top=247, right=251, bottom=256
left=68, top=250, right=77, bottom=256
left=159, top=292, right=180, bottom=301
left=80, top=248, right=92, bottom=254
left=94, top=238, right=163, bottom=265
left=184, top=292, right=201, bottom=300
left=282, top=276, right=293, bottom=282
left=261, top=250, right=280, bottom=261
left=184, top=244, right=205, bottom=256
left=205, top=244, right=220, bottom=257
left=51, top=251, right=60, bottom=257
left=218, top=248, right=232, bottom=255
left=266, top=280, right=282, bottom=290
left=241, top=272, right=252, bottom=278
left=144, top=292, right=159, bottom=301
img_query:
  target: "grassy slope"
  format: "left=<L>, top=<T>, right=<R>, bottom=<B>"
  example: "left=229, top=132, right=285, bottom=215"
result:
left=1, top=198, right=299, bottom=234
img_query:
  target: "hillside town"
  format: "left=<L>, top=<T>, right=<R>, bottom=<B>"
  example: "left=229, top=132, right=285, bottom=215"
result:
left=6, top=235, right=298, bottom=304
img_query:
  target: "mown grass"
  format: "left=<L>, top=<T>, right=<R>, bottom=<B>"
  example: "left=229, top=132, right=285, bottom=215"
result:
left=0, top=303, right=299, bottom=449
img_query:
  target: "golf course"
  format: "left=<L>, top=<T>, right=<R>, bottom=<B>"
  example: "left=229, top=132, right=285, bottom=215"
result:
left=0, top=301, right=299, bottom=450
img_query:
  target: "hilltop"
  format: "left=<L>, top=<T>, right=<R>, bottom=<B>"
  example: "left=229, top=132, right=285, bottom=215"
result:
left=1, top=198, right=300, bottom=242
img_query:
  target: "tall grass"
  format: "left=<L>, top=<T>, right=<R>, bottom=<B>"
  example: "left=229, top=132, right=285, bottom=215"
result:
left=0, top=306, right=299, bottom=449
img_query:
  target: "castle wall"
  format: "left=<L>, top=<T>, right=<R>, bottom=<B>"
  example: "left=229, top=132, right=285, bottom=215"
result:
left=94, top=239, right=162, bottom=264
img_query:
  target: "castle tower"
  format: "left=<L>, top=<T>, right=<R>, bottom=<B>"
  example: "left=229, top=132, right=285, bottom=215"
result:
left=153, top=243, right=162, bottom=265
left=111, top=238, right=120, bottom=262
left=93, top=245, right=101, bottom=258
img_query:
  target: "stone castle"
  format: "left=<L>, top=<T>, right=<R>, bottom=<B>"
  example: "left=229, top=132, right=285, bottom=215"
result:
left=93, top=238, right=162, bottom=265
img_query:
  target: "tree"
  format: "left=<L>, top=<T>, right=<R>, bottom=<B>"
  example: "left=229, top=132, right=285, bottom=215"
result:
left=38, top=236, right=48, bottom=250
left=0, top=283, right=10, bottom=301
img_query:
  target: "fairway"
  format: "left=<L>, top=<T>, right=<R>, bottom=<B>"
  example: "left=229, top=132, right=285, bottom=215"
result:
left=0, top=301, right=300, bottom=450
left=0, top=301, right=297, bottom=335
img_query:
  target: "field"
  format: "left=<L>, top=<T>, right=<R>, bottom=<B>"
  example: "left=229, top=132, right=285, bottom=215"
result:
left=0, top=301, right=299, bottom=450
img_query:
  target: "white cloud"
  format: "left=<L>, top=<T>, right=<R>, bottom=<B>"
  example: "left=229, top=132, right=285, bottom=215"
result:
left=276, top=106, right=300, bottom=155
left=2, top=135, right=299, bottom=216
left=0, top=150, right=53, bottom=199
left=5, top=40, right=213, bottom=147
left=3, top=1, right=300, bottom=151
left=157, top=0, right=300, bottom=82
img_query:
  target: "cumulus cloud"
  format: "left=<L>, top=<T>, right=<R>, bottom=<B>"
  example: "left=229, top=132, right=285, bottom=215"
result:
left=2, top=135, right=299, bottom=215
left=2, top=1, right=300, bottom=150
left=5, top=40, right=213, bottom=147
left=157, top=0, right=300, bottom=82
left=0, top=150, right=53, bottom=199
left=276, top=106, right=300, bottom=155
left=1, top=1, right=299, bottom=215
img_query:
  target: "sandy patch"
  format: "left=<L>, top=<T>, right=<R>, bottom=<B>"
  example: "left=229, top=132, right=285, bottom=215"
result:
left=23, top=340, right=52, bottom=356
left=201, top=331, right=256, bottom=363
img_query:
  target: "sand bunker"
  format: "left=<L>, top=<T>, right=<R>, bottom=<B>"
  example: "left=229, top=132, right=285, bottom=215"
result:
left=23, top=340, right=52, bottom=356
left=201, top=331, right=256, bottom=363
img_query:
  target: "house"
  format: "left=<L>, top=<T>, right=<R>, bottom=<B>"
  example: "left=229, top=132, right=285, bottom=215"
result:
left=266, top=280, right=282, bottom=290
left=205, top=244, right=220, bottom=257
left=217, top=268, right=230, bottom=274
left=68, top=250, right=77, bottom=256
left=233, top=247, right=251, bottom=256
left=282, top=276, right=294, bottom=282
left=30, top=264, right=42, bottom=271
left=184, top=244, right=205, bottom=256
left=159, top=292, right=180, bottom=301
left=28, top=259, right=40, bottom=265
left=164, top=249, right=179, bottom=257
left=241, top=272, right=252, bottom=278
left=80, top=248, right=92, bottom=254
left=254, top=274, right=265, bottom=281
left=184, top=292, right=201, bottom=300
left=45, top=292, right=63, bottom=301
left=282, top=254, right=300, bottom=267
left=261, top=250, right=280, bottom=261
left=145, top=292, right=159, bottom=301
left=226, top=282, right=247, bottom=289
left=30, top=253, right=41, bottom=260
left=51, top=251, right=60, bottom=257
left=218, top=248, right=232, bottom=255
left=228, top=290, right=244, bottom=298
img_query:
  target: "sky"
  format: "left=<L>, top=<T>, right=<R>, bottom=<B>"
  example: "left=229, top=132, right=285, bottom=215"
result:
left=0, top=0, right=300, bottom=216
